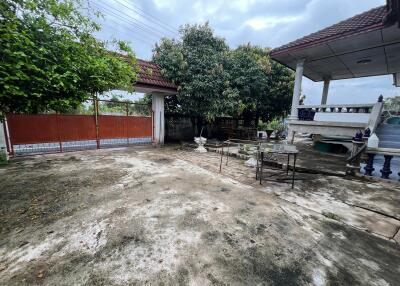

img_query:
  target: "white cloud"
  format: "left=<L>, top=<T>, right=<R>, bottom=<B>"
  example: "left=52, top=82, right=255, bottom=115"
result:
left=152, top=0, right=175, bottom=10
left=244, top=15, right=301, bottom=30
left=228, top=0, right=264, bottom=12
left=192, top=1, right=221, bottom=22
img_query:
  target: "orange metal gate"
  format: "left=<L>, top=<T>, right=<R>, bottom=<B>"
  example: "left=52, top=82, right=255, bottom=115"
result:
left=5, top=113, right=153, bottom=155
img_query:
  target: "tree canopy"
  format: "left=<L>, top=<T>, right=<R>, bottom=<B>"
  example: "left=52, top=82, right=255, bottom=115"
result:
left=153, top=23, right=294, bottom=122
left=0, top=0, right=138, bottom=114
left=153, top=23, right=239, bottom=121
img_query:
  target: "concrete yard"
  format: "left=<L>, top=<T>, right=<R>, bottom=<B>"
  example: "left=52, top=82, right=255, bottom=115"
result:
left=0, top=147, right=399, bottom=285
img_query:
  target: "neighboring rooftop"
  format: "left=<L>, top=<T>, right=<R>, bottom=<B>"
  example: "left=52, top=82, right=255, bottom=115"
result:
left=136, top=59, right=177, bottom=92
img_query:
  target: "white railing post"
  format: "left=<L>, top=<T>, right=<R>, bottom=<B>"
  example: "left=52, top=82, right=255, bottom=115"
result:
left=368, top=96, right=384, bottom=133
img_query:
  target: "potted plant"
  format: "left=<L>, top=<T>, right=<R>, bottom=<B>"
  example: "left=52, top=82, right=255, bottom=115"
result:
left=275, top=122, right=286, bottom=139
left=258, top=120, right=272, bottom=139
left=267, top=119, right=286, bottom=140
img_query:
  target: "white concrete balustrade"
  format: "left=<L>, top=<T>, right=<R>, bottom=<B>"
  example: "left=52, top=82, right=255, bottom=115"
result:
left=287, top=59, right=385, bottom=140
left=290, top=101, right=383, bottom=138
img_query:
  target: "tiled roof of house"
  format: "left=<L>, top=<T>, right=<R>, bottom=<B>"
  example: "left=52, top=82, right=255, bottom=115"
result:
left=270, top=5, right=389, bottom=56
left=136, top=59, right=177, bottom=91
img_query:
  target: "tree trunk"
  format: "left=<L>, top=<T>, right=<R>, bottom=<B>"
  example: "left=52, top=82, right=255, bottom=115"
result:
left=255, top=109, right=260, bottom=129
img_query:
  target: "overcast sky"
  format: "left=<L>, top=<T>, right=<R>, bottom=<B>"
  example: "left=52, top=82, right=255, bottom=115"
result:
left=95, top=0, right=398, bottom=104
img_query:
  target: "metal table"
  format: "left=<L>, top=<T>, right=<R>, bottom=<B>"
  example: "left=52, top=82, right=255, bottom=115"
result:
left=257, top=146, right=298, bottom=189
left=218, top=139, right=264, bottom=172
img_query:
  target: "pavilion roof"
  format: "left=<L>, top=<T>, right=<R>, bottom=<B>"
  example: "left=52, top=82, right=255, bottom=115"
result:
left=270, top=6, right=388, bottom=56
left=269, top=2, right=400, bottom=82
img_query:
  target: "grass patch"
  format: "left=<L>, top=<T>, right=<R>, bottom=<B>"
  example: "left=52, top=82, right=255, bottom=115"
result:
left=322, top=211, right=342, bottom=221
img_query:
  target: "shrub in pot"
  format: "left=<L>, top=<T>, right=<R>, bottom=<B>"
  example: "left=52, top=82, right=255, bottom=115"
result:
left=267, top=119, right=286, bottom=139
left=258, top=121, right=272, bottom=139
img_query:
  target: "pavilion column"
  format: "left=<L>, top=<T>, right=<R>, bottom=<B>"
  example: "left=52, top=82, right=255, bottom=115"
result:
left=152, top=93, right=165, bottom=145
left=288, top=59, right=305, bottom=143
left=321, top=78, right=330, bottom=105
left=289, top=59, right=305, bottom=120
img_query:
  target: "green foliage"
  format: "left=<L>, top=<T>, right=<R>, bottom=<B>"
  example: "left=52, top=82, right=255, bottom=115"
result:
left=227, top=44, right=294, bottom=121
left=99, top=101, right=128, bottom=115
left=0, top=0, right=138, bottom=113
left=131, top=96, right=151, bottom=116
left=153, top=24, right=294, bottom=122
left=153, top=23, right=239, bottom=121
left=227, top=45, right=270, bottom=111
left=64, top=96, right=150, bottom=116
left=258, top=120, right=268, bottom=130
left=0, top=150, right=7, bottom=165
left=322, top=211, right=342, bottom=221
left=384, top=96, right=400, bottom=111
left=105, top=94, right=123, bottom=108
left=98, top=94, right=151, bottom=116
left=260, top=60, right=294, bottom=121
left=267, top=118, right=285, bottom=133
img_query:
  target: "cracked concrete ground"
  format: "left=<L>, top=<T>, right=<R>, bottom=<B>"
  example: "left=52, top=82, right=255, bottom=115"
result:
left=0, top=147, right=399, bottom=285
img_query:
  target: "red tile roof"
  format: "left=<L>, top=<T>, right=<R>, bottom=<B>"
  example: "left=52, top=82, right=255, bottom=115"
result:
left=136, top=59, right=177, bottom=91
left=270, top=5, right=389, bottom=56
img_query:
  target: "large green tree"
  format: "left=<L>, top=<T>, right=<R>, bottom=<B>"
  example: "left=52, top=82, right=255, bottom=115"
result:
left=153, top=23, right=240, bottom=121
left=0, top=0, right=138, bottom=114
left=260, top=59, right=294, bottom=121
left=226, top=45, right=269, bottom=121
left=153, top=24, right=294, bottom=123
left=227, top=44, right=294, bottom=122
